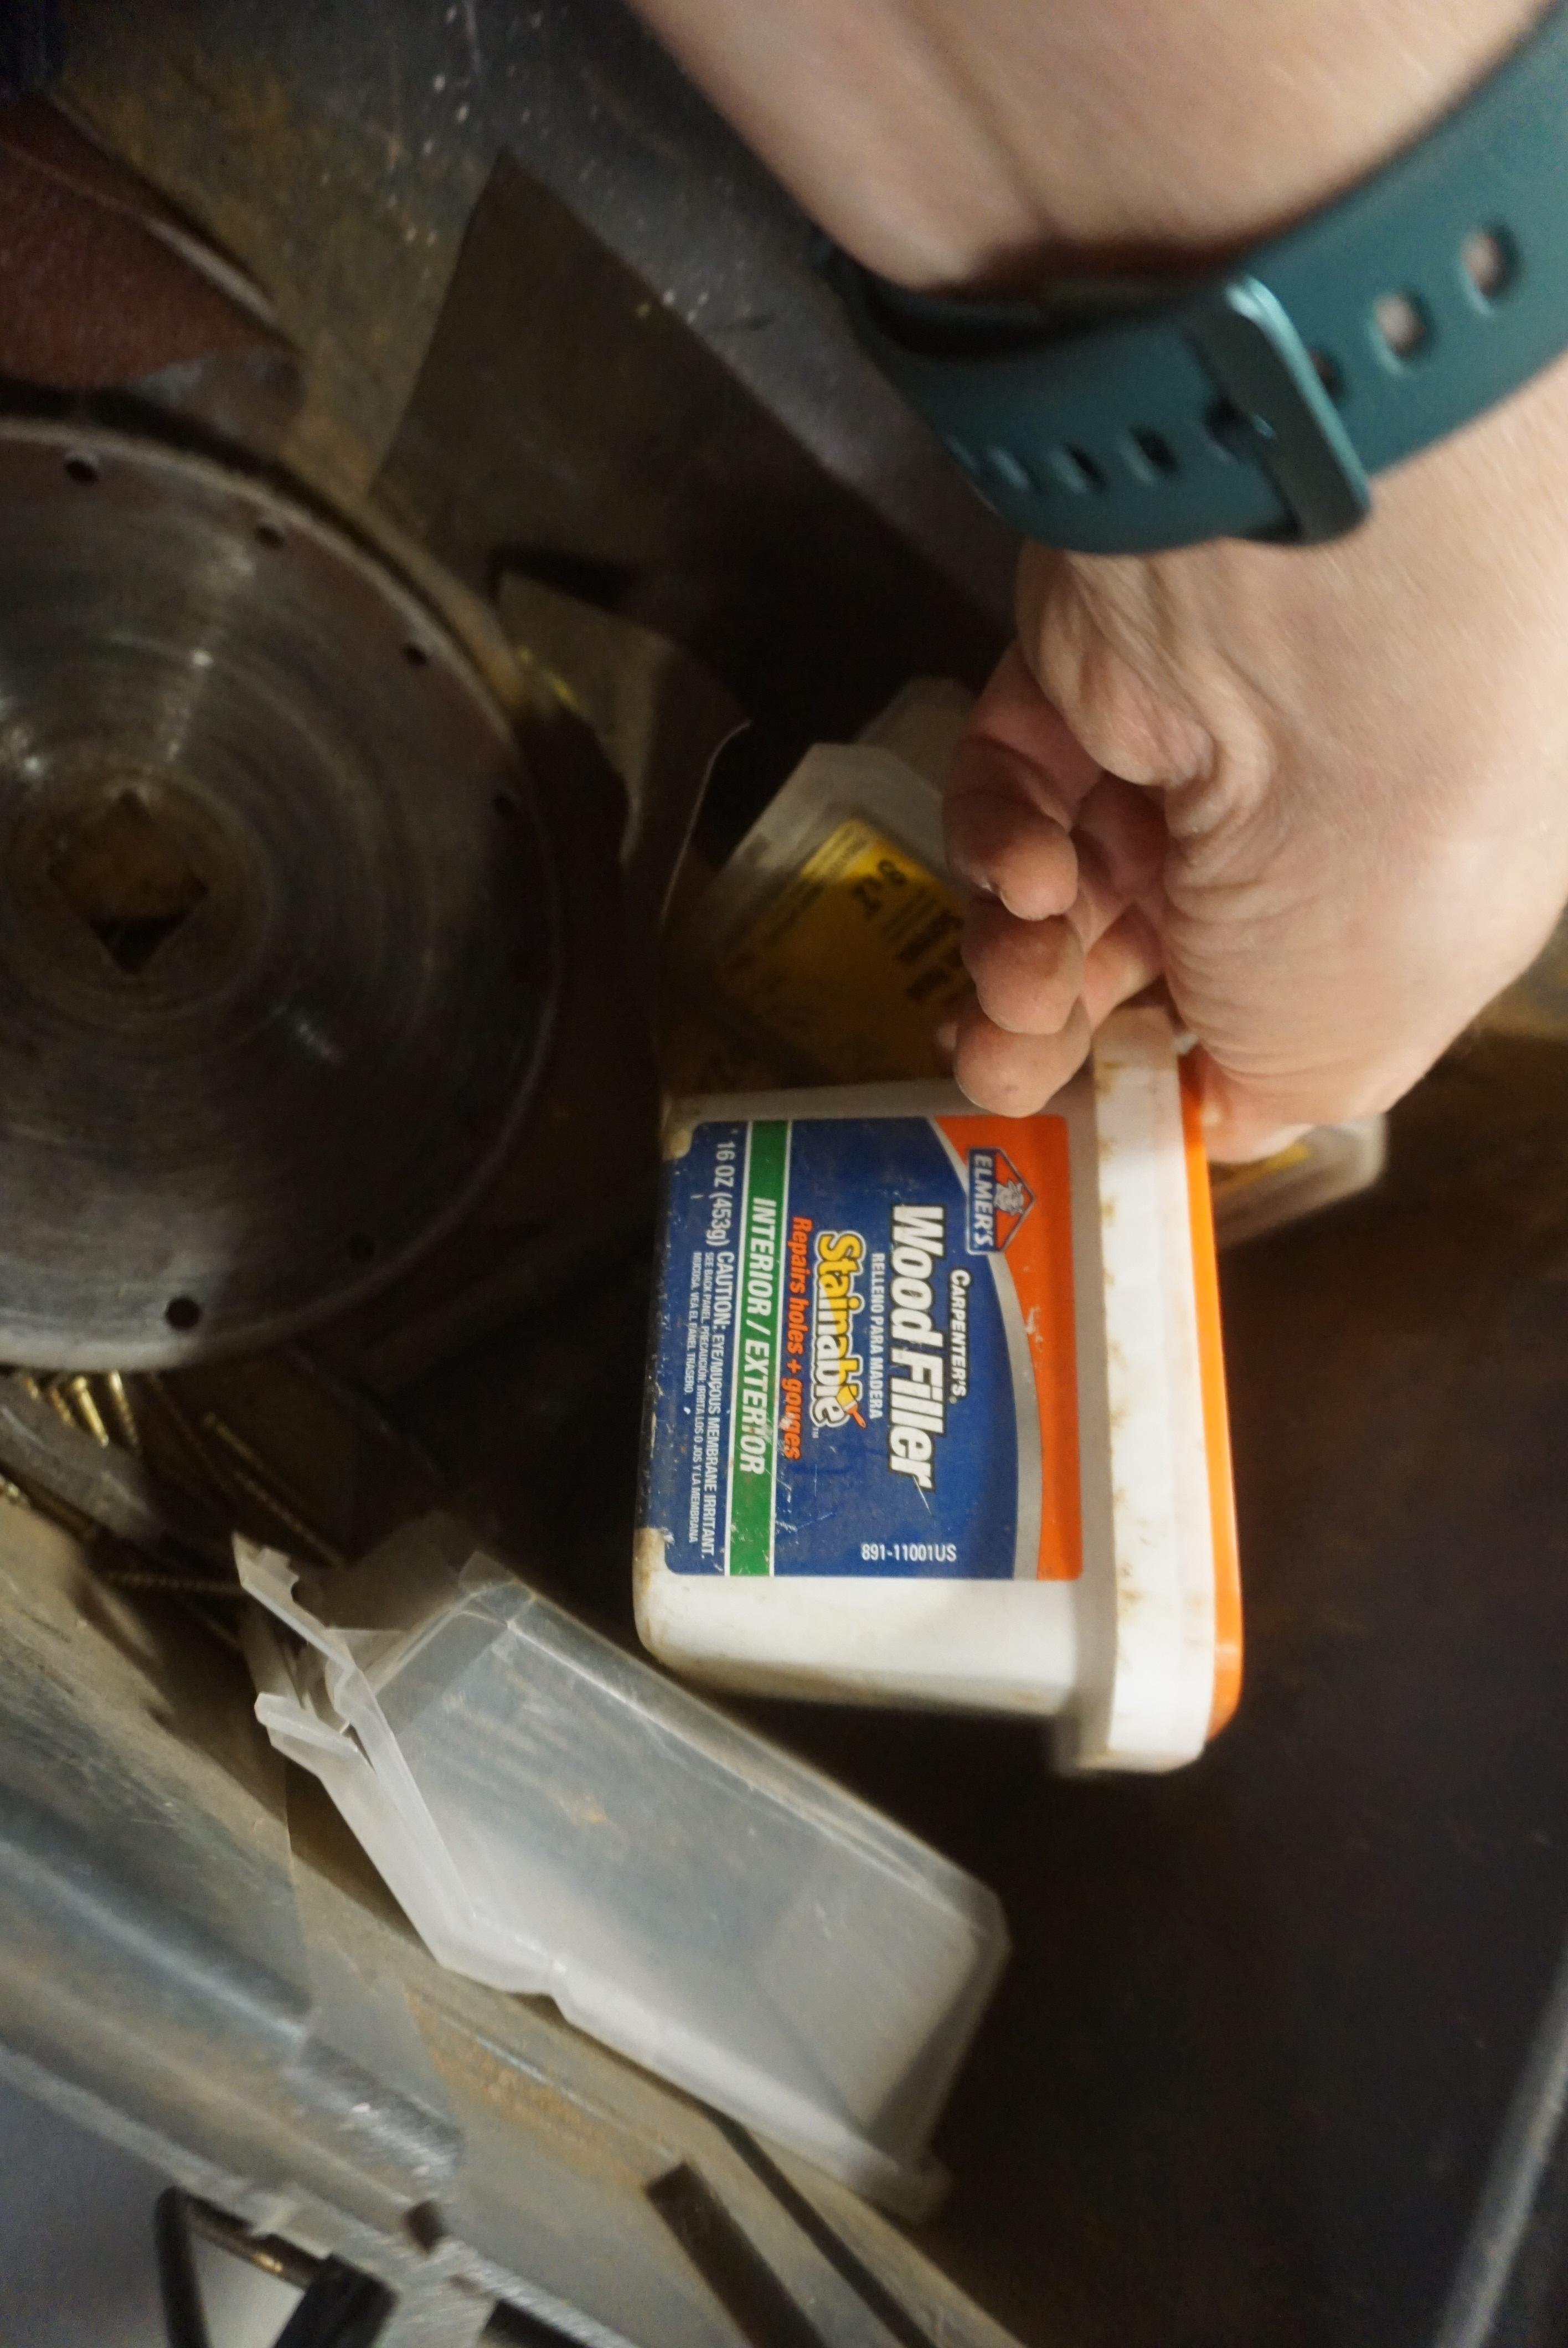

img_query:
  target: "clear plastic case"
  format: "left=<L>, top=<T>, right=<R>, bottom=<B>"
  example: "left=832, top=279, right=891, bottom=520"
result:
left=239, top=1515, right=1008, bottom=2218
left=1210, top=1115, right=1388, bottom=1246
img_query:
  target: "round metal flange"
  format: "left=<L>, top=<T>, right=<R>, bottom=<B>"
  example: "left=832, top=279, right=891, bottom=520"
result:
left=0, top=422, right=559, bottom=1368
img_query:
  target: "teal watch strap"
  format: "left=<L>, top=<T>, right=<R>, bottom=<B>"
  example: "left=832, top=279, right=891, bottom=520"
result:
left=828, top=0, right=1568, bottom=552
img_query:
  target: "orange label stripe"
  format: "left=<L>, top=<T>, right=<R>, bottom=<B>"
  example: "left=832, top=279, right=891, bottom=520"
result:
left=935, top=1113, right=1082, bottom=1583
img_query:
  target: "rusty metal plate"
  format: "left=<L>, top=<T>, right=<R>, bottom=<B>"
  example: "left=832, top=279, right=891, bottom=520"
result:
left=0, top=421, right=558, bottom=1369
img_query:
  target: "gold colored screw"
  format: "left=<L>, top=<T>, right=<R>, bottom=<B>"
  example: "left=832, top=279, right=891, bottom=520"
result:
left=103, top=1372, right=142, bottom=1455
left=63, top=1376, right=112, bottom=1448
left=100, top=1568, right=242, bottom=1600
left=141, top=1375, right=231, bottom=1504
left=41, top=1380, right=78, bottom=1433
left=202, top=1416, right=345, bottom=1569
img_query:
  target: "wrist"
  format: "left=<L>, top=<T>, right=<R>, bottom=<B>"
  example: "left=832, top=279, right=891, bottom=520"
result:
left=931, top=0, right=1552, bottom=294
left=634, top=0, right=1550, bottom=295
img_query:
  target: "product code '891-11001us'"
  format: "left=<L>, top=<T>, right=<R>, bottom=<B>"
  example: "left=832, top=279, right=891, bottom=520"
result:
left=860, top=1542, right=960, bottom=1565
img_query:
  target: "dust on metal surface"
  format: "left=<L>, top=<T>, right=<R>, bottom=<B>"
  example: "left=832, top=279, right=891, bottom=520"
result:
left=0, top=420, right=560, bottom=1369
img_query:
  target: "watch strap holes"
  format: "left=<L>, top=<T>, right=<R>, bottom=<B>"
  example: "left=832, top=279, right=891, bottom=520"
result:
left=1461, top=225, right=1517, bottom=305
left=1124, top=427, right=1180, bottom=483
left=1372, top=290, right=1433, bottom=363
left=1046, top=444, right=1105, bottom=493
left=983, top=445, right=1037, bottom=492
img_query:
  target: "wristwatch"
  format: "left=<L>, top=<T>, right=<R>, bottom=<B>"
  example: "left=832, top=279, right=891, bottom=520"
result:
left=827, top=0, right=1568, bottom=552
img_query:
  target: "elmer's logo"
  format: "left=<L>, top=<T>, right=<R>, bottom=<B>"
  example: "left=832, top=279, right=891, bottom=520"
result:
left=965, top=1148, right=1033, bottom=1253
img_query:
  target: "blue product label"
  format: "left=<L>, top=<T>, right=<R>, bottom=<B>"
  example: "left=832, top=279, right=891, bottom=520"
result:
left=642, top=1114, right=1080, bottom=1580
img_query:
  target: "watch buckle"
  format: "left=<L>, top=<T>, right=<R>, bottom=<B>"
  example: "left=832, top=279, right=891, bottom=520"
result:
left=1185, top=276, right=1371, bottom=545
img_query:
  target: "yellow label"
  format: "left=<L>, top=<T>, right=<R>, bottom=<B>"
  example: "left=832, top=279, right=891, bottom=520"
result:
left=1208, top=1137, right=1313, bottom=1203
left=713, top=819, right=968, bottom=1081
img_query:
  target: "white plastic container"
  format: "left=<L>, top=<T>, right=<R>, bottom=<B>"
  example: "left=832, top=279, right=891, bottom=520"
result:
left=636, top=1006, right=1241, bottom=1773
left=659, top=679, right=972, bottom=1096
left=1211, top=1114, right=1388, bottom=1246
left=676, top=737, right=966, bottom=1085
left=239, top=1515, right=1007, bottom=2218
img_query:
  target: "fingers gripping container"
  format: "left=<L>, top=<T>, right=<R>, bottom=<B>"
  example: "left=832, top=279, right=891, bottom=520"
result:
left=636, top=1006, right=1241, bottom=1772
left=238, top=1516, right=1007, bottom=2217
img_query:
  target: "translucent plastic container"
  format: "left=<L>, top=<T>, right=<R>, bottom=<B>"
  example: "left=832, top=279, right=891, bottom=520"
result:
left=1211, top=1114, right=1388, bottom=1246
left=637, top=1006, right=1242, bottom=1773
left=659, top=679, right=973, bottom=1096
left=239, top=1516, right=1008, bottom=2217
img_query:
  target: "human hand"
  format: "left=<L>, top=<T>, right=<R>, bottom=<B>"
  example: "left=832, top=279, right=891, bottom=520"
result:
left=946, top=369, right=1568, bottom=1156
left=628, top=0, right=1568, bottom=1151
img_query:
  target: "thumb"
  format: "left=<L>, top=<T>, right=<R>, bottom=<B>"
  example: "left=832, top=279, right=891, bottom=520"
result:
left=1185, top=1048, right=1318, bottom=1165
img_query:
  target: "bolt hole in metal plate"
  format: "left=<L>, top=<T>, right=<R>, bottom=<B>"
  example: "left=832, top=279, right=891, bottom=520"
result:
left=0, top=423, right=560, bottom=1369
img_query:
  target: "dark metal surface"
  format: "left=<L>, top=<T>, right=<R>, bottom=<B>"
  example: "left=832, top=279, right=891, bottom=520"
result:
left=0, top=420, right=559, bottom=1369
left=375, top=153, right=1004, bottom=810
left=0, top=1371, right=226, bottom=1558
left=358, top=1176, right=658, bottom=1397
left=58, top=0, right=1014, bottom=615
left=0, top=2, right=63, bottom=104
left=57, top=0, right=1010, bottom=862
left=157, top=2187, right=220, bottom=2348
left=179, top=2192, right=320, bottom=2294
left=494, top=573, right=745, bottom=939
left=0, top=1502, right=1022, bottom=2348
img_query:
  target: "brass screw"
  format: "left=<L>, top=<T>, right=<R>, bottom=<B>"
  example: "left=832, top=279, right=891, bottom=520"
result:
left=141, top=1374, right=232, bottom=1505
left=103, top=1372, right=142, bottom=1455
left=99, top=1568, right=242, bottom=1601
left=40, top=1380, right=78, bottom=1434
left=202, top=1415, right=345, bottom=1569
left=63, top=1375, right=112, bottom=1448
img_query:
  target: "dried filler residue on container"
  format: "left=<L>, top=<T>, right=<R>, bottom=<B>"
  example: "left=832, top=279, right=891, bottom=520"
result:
left=637, top=1006, right=1241, bottom=1773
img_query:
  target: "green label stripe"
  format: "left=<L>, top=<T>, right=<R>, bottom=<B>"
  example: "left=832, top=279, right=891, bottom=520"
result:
left=726, top=1120, right=789, bottom=1577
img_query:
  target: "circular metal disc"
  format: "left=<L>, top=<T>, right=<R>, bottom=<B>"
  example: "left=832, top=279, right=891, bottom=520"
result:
left=0, top=422, right=559, bottom=1368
